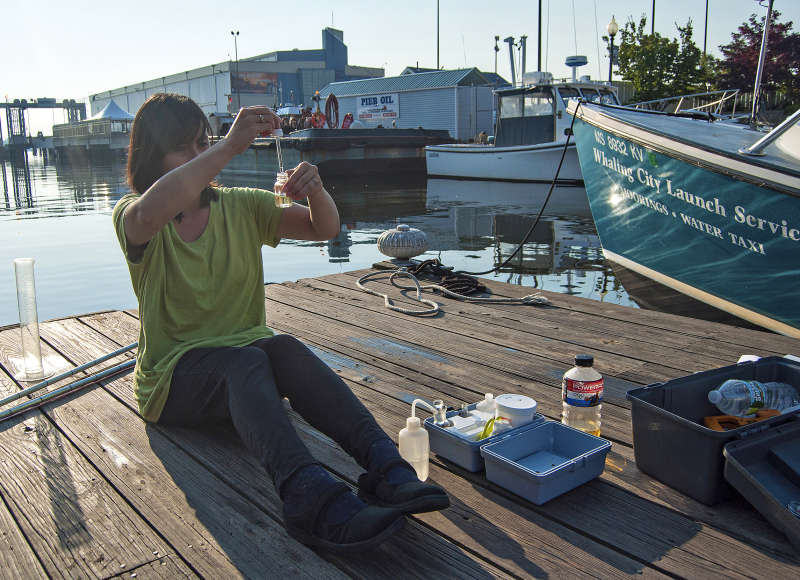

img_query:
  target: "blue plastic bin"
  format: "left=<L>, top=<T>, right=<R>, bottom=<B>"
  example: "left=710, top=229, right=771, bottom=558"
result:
left=480, top=421, right=612, bottom=505
left=424, top=404, right=545, bottom=471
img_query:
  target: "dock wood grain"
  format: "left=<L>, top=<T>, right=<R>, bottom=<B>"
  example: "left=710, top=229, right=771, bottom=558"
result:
left=0, top=268, right=797, bottom=579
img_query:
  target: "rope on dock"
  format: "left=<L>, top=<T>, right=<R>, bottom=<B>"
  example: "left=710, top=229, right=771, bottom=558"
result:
left=356, top=265, right=550, bottom=316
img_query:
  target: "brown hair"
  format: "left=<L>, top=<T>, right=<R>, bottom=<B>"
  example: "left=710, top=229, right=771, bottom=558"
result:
left=126, top=93, right=218, bottom=205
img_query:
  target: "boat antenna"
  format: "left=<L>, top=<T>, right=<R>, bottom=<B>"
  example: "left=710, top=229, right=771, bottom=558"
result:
left=546, top=0, right=550, bottom=72
left=572, top=0, right=578, bottom=54
left=594, top=0, right=602, bottom=80
left=750, top=0, right=774, bottom=128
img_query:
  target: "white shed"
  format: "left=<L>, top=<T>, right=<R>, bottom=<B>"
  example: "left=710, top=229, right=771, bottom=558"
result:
left=318, top=68, right=502, bottom=141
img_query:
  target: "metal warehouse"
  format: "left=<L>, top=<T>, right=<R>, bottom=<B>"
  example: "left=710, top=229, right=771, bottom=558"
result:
left=318, top=68, right=507, bottom=141
left=88, top=28, right=382, bottom=120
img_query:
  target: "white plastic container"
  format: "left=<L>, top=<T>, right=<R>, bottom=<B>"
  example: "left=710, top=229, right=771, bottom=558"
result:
left=475, top=393, right=496, bottom=421
left=495, top=394, right=537, bottom=427
left=399, top=416, right=429, bottom=481
left=562, top=354, right=603, bottom=436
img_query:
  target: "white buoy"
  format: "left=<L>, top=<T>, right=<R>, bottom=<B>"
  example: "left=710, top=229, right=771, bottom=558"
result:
left=14, top=258, right=45, bottom=381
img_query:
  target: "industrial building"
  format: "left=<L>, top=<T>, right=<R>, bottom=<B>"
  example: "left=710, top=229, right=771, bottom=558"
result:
left=318, top=68, right=508, bottom=141
left=88, top=28, right=382, bottom=119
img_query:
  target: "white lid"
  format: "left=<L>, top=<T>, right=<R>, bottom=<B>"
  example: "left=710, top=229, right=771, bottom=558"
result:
left=484, top=393, right=494, bottom=401
left=495, top=394, right=536, bottom=411
left=406, top=416, right=421, bottom=429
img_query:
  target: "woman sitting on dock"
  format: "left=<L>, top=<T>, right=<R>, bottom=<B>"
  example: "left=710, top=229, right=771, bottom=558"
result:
left=112, top=93, right=449, bottom=553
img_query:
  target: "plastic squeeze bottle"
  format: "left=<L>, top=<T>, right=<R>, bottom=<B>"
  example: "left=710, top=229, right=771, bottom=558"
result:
left=399, top=416, right=429, bottom=481
left=707, top=379, right=800, bottom=417
left=562, top=354, right=603, bottom=436
left=475, top=393, right=496, bottom=421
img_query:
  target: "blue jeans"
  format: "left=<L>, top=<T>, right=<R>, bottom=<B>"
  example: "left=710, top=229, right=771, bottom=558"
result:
left=158, top=334, right=390, bottom=495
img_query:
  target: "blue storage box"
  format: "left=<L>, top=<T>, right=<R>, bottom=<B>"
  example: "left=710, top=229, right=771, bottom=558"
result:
left=480, top=421, right=612, bottom=505
left=424, top=403, right=545, bottom=471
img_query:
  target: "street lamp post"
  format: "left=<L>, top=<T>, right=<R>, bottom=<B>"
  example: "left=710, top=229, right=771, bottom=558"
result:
left=607, top=16, right=618, bottom=84
left=231, top=30, right=240, bottom=110
left=494, top=35, right=500, bottom=75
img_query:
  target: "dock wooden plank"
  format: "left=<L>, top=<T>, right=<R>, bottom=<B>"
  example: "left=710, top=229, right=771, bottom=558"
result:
left=1, top=326, right=348, bottom=580
left=82, top=309, right=800, bottom=574
left=324, top=271, right=742, bottom=367
left=296, top=333, right=798, bottom=555
left=82, top=309, right=793, bottom=557
left=0, top=366, right=176, bottom=578
left=49, top=316, right=512, bottom=579
left=0, top=492, right=48, bottom=579
left=77, top=312, right=670, bottom=579
left=369, top=268, right=799, bottom=354
left=3, top=267, right=798, bottom=578
left=114, top=554, right=198, bottom=578
left=337, top=269, right=792, bottom=363
left=263, top=295, right=638, bottom=444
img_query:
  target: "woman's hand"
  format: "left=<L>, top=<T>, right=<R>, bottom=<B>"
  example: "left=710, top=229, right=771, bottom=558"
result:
left=224, top=106, right=281, bottom=155
left=282, top=162, right=324, bottom=201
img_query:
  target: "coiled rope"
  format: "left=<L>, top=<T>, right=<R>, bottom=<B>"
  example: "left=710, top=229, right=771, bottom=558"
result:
left=357, top=259, right=550, bottom=316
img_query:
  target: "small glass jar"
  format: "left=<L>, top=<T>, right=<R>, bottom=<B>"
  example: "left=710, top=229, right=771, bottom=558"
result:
left=273, top=171, right=292, bottom=208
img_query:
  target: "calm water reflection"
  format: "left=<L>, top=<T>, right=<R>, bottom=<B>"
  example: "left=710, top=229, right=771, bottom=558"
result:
left=0, top=153, right=635, bottom=326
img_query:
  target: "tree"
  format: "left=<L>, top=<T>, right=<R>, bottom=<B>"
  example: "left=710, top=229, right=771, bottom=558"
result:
left=716, top=9, right=799, bottom=106
left=615, top=15, right=704, bottom=102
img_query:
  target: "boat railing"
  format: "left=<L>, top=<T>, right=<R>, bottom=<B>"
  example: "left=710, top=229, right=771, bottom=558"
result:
left=631, top=89, right=743, bottom=118
left=738, top=107, right=800, bottom=156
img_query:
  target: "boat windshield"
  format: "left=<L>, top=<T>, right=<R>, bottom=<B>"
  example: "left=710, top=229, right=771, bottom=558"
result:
left=580, top=88, right=602, bottom=103
left=500, top=88, right=554, bottom=119
left=598, top=89, right=618, bottom=104
left=558, top=87, right=581, bottom=106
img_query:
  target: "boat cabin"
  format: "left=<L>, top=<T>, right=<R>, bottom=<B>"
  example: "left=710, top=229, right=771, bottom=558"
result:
left=494, top=81, right=618, bottom=147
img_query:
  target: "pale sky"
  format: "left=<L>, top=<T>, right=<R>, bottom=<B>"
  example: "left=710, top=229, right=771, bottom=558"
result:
left=4, top=0, right=798, bottom=135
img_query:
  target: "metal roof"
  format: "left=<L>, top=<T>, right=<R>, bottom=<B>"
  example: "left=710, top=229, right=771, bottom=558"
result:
left=319, top=68, right=490, bottom=97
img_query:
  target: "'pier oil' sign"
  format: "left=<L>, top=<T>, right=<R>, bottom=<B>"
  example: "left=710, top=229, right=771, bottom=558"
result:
left=357, top=93, right=399, bottom=126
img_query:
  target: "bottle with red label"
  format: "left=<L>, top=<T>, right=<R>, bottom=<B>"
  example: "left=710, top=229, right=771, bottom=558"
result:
left=561, top=354, right=603, bottom=436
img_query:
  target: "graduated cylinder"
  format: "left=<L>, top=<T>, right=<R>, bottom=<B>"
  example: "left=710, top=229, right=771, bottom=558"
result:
left=14, top=258, right=44, bottom=381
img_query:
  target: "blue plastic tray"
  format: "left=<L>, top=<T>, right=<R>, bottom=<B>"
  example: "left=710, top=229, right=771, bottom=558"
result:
left=424, top=403, right=545, bottom=472
left=480, top=421, right=612, bottom=505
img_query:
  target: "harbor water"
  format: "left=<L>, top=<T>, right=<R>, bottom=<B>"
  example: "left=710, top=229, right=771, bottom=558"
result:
left=0, top=153, right=636, bottom=327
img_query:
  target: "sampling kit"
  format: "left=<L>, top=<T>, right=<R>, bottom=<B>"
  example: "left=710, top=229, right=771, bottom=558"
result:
left=400, top=360, right=612, bottom=506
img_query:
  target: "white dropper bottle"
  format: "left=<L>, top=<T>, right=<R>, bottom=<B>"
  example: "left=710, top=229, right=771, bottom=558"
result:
left=400, top=399, right=435, bottom=481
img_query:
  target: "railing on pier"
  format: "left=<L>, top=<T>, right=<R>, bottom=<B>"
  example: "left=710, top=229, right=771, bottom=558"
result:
left=631, top=89, right=744, bottom=119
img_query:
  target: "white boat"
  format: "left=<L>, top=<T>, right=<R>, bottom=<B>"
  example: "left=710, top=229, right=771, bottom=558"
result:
left=425, top=73, right=619, bottom=183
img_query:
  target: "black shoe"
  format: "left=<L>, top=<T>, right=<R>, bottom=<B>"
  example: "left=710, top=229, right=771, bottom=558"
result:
left=283, top=481, right=405, bottom=553
left=358, top=459, right=450, bottom=514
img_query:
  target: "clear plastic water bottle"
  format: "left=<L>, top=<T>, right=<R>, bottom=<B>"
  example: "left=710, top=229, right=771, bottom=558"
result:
left=707, top=379, right=800, bottom=417
left=562, top=354, right=603, bottom=436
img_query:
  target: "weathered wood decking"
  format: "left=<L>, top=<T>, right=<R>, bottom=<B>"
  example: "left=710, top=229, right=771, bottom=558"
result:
left=1, top=267, right=799, bottom=579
